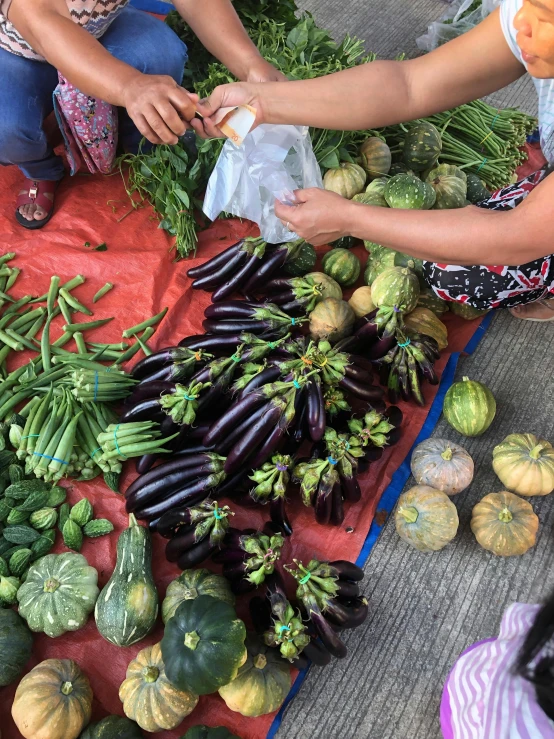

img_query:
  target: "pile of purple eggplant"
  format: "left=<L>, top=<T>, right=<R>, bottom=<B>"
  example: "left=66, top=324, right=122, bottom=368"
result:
left=213, top=528, right=285, bottom=595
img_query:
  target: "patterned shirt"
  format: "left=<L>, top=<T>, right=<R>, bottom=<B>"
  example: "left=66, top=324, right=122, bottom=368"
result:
left=500, top=0, right=554, bottom=162
left=0, top=0, right=129, bottom=61
left=441, top=603, right=554, bottom=739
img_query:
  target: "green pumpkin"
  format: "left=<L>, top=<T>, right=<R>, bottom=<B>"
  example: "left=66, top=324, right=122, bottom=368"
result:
left=284, top=241, right=317, bottom=277
left=17, top=552, right=99, bottom=638
left=364, top=247, right=424, bottom=288
left=443, top=376, right=496, bottom=437
left=181, top=727, right=239, bottom=739
left=466, top=173, right=491, bottom=204
left=370, top=266, right=420, bottom=313
left=321, top=248, right=361, bottom=287
left=161, top=594, right=247, bottom=696
left=426, top=164, right=467, bottom=209
left=331, top=235, right=357, bottom=249
left=218, top=635, right=291, bottom=717
left=388, top=162, right=414, bottom=177
left=395, top=485, right=459, bottom=552
left=449, top=302, right=490, bottom=320
left=384, top=174, right=427, bottom=210
left=359, top=137, right=392, bottom=179
left=162, top=568, right=235, bottom=624
left=95, top=514, right=158, bottom=647
left=323, top=162, right=366, bottom=199
left=0, top=608, right=33, bottom=687
left=421, top=181, right=437, bottom=210
left=352, top=190, right=388, bottom=208
left=304, top=272, right=343, bottom=301
left=79, top=716, right=143, bottom=739
left=402, top=121, right=442, bottom=172
left=417, top=288, right=449, bottom=315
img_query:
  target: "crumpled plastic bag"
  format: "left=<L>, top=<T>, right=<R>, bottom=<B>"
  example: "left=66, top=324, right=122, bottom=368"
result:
left=203, top=124, right=323, bottom=244
left=416, top=0, right=500, bottom=52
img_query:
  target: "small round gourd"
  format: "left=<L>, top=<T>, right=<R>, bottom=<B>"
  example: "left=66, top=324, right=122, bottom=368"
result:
left=162, top=568, right=235, bottom=623
left=79, top=715, right=143, bottom=739
left=410, top=439, right=474, bottom=495
left=443, top=376, right=496, bottom=437
left=309, top=298, right=355, bottom=342
left=384, top=174, right=428, bottom=210
left=17, top=552, right=99, bottom=638
left=471, top=491, right=538, bottom=556
left=404, top=307, right=448, bottom=351
left=348, top=286, right=375, bottom=318
left=492, top=434, right=554, bottom=497
left=321, top=248, right=361, bottom=287
left=305, top=272, right=343, bottom=301
left=12, top=659, right=93, bottom=739
left=323, top=162, right=366, bottom=199
left=284, top=241, right=317, bottom=277
left=395, top=485, right=459, bottom=552
left=359, top=137, right=392, bottom=179
left=371, top=266, right=420, bottom=314
left=119, top=642, right=198, bottom=732
left=0, top=608, right=33, bottom=687
left=403, top=121, right=442, bottom=172
left=218, top=635, right=291, bottom=717
left=426, top=164, right=467, bottom=209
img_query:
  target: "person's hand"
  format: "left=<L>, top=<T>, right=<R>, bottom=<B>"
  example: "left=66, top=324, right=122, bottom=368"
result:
left=275, top=188, right=354, bottom=246
left=245, top=57, right=287, bottom=83
left=122, top=73, right=199, bottom=145
left=193, top=81, right=265, bottom=138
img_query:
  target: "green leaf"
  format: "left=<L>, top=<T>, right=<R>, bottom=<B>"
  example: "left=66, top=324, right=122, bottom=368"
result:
left=319, top=151, right=340, bottom=169
left=95, top=243, right=108, bottom=252
left=139, top=163, right=154, bottom=178
left=174, top=188, right=191, bottom=208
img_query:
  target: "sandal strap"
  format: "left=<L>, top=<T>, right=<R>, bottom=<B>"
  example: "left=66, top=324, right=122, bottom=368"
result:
left=539, top=297, right=554, bottom=312
left=15, top=179, right=57, bottom=213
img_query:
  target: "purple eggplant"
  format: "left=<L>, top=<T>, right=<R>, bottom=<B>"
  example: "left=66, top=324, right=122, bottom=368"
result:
left=249, top=595, right=273, bottom=635
left=249, top=420, right=287, bottom=469
left=302, top=639, right=332, bottom=666
left=242, top=246, right=287, bottom=294
left=328, top=560, right=364, bottom=582
left=131, top=347, right=202, bottom=381
left=125, top=453, right=220, bottom=499
left=340, top=376, right=384, bottom=402
left=339, top=473, right=361, bottom=503
left=126, top=381, right=176, bottom=406
left=157, top=509, right=192, bottom=539
left=133, top=475, right=219, bottom=521
left=330, top=482, right=345, bottom=526
left=224, top=402, right=284, bottom=474
left=166, top=526, right=197, bottom=561
left=212, top=253, right=263, bottom=302
left=187, top=239, right=243, bottom=278
left=204, top=300, right=268, bottom=320
left=120, top=398, right=164, bottom=424
left=126, top=461, right=223, bottom=512
left=177, top=538, right=217, bottom=569
left=178, top=333, right=245, bottom=353
left=204, top=391, right=270, bottom=446
left=270, top=496, right=293, bottom=537
left=305, top=595, right=347, bottom=658
left=336, top=580, right=360, bottom=600
left=190, top=249, right=248, bottom=290
left=236, top=365, right=281, bottom=400
left=324, top=597, right=369, bottom=629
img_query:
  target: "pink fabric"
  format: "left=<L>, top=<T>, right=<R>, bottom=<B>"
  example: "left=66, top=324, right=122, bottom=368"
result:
left=439, top=604, right=554, bottom=739
left=53, top=73, right=118, bottom=176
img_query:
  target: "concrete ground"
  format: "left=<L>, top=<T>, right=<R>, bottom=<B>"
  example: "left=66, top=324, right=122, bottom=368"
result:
left=278, top=2, right=553, bottom=737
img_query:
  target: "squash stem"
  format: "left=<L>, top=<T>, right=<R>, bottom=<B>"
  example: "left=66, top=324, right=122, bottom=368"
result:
left=253, top=654, right=268, bottom=670
left=440, top=447, right=453, bottom=461
left=498, top=507, right=513, bottom=523
left=184, top=631, right=200, bottom=650
left=43, top=577, right=60, bottom=593
left=399, top=506, right=419, bottom=524
left=142, top=666, right=159, bottom=683
left=60, top=681, right=73, bottom=696
left=529, top=443, right=547, bottom=460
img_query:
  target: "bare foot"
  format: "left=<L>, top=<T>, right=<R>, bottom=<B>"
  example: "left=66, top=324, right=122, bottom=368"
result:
left=17, top=188, right=54, bottom=222
left=509, top=298, right=554, bottom=321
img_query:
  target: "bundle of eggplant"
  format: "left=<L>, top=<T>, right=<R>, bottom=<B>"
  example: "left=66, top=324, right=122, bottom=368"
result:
left=186, top=237, right=306, bottom=301
left=212, top=528, right=285, bottom=595
left=375, top=329, right=441, bottom=406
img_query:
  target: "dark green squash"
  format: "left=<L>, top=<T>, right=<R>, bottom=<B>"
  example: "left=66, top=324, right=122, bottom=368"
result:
left=321, top=248, right=361, bottom=287
left=161, top=594, right=247, bottom=696
left=403, top=121, right=442, bottom=172
left=466, top=173, right=491, bottom=204
left=79, top=716, right=143, bottom=739
left=162, top=568, right=235, bottom=624
left=384, top=174, right=427, bottom=210
left=331, top=235, right=357, bottom=249
left=0, top=608, right=33, bottom=687
left=180, top=727, right=240, bottom=739
left=284, top=241, right=317, bottom=277
left=95, top=514, right=158, bottom=647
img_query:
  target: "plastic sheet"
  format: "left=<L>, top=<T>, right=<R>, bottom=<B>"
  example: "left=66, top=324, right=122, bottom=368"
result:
left=0, top=157, right=490, bottom=738
left=203, top=124, right=323, bottom=244
left=416, top=0, right=500, bottom=52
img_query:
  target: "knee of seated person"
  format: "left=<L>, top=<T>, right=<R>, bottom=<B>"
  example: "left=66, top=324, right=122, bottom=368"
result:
left=141, top=25, right=188, bottom=83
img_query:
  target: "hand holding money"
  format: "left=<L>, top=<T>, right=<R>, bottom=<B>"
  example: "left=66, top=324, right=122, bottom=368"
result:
left=195, top=104, right=257, bottom=146
left=194, top=81, right=266, bottom=141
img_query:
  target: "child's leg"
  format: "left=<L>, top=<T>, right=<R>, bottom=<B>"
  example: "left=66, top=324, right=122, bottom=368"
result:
left=98, top=7, right=189, bottom=153
left=422, top=167, right=554, bottom=311
left=0, top=47, right=65, bottom=223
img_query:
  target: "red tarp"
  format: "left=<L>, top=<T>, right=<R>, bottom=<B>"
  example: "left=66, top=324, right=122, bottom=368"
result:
left=2, top=142, right=537, bottom=737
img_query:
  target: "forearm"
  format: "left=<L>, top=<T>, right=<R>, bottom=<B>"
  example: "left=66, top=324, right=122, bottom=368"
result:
left=8, top=4, right=137, bottom=104
left=174, top=0, right=262, bottom=80
left=348, top=202, right=544, bottom=266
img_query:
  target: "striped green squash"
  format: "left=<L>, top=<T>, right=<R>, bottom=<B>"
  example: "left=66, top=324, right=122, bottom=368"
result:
left=95, top=514, right=158, bottom=647
left=359, top=137, right=392, bottom=179
left=403, top=121, right=442, bottom=172
left=384, top=174, right=428, bottom=210
left=322, top=248, right=361, bottom=287
left=284, top=241, right=317, bottom=276
left=371, top=266, right=420, bottom=313
left=443, top=376, right=496, bottom=437
left=426, top=164, right=467, bottom=210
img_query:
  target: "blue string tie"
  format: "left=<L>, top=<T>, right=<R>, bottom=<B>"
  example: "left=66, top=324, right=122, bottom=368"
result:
left=113, top=424, right=127, bottom=459
left=398, top=339, right=411, bottom=348
left=33, top=452, right=69, bottom=465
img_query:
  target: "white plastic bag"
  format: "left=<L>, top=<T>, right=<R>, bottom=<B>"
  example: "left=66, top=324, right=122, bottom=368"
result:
left=203, top=124, right=323, bottom=244
left=416, top=0, right=500, bottom=52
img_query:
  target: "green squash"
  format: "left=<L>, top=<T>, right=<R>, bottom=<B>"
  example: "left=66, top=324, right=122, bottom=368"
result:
left=95, top=514, right=158, bottom=647
left=402, top=121, right=442, bottom=172
left=162, top=568, right=235, bottom=624
left=443, top=376, right=496, bottom=437
left=384, top=174, right=427, bottom=210
left=466, top=173, right=491, bottom=204
left=417, top=288, right=449, bottom=315
left=323, top=162, right=366, bottom=199
left=388, top=162, right=414, bottom=177
left=353, top=177, right=388, bottom=207
left=371, top=267, right=420, bottom=313
left=331, top=235, right=357, bottom=249
left=0, top=608, right=33, bottom=687
left=218, top=635, right=291, bottom=717
left=181, top=727, right=239, bottom=739
left=309, top=298, right=356, bottom=342
left=321, top=248, right=361, bottom=287
left=79, top=716, right=143, bottom=739
left=17, top=552, right=99, bottom=638
left=364, top=247, right=425, bottom=288
left=395, top=485, right=459, bottom=552
left=421, top=181, right=437, bottom=210
left=492, top=434, right=554, bottom=497
left=449, top=302, right=490, bottom=320
left=161, top=594, right=247, bottom=696
left=426, top=164, right=467, bottom=209
left=284, top=241, right=317, bottom=277
left=359, top=137, right=392, bottom=179
left=305, top=272, right=343, bottom=301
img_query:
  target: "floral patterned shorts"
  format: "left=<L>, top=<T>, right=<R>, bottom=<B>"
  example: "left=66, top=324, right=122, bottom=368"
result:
left=422, top=166, right=554, bottom=310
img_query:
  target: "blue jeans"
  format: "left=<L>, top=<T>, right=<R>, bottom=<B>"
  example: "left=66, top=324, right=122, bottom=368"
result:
left=0, top=6, right=187, bottom=181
